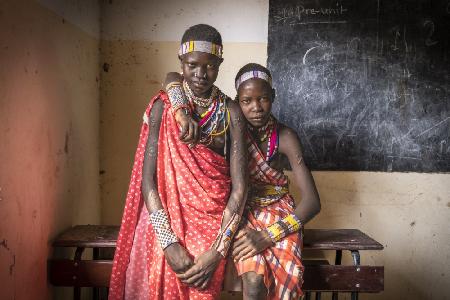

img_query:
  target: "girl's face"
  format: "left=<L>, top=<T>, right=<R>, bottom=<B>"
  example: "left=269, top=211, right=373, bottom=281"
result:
left=180, top=51, right=223, bottom=98
left=237, top=78, right=274, bottom=128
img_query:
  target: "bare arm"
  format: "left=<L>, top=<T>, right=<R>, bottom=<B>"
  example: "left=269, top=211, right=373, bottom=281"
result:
left=141, top=99, right=164, bottom=213
left=221, top=100, right=249, bottom=228
left=279, top=126, right=321, bottom=223
left=141, top=99, right=194, bottom=274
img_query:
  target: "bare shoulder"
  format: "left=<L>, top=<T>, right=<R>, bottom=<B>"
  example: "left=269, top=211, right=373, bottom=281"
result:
left=164, top=72, right=183, bottom=86
left=279, top=123, right=298, bottom=138
left=226, top=96, right=240, bottom=111
left=226, top=97, right=245, bottom=124
left=148, top=96, right=165, bottom=120
left=153, top=96, right=165, bottom=109
left=278, top=123, right=303, bottom=156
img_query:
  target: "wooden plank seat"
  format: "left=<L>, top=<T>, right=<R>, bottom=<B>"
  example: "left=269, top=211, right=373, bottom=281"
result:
left=49, top=225, right=384, bottom=299
left=51, top=226, right=384, bottom=251
left=48, top=259, right=383, bottom=292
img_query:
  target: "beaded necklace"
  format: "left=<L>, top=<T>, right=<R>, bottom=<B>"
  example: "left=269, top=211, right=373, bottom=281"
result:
left=249, top=117, right=273, bottom=142
left=249, top=115, right=279, bottom=161
left=184, top=82, right=230, bottom=149
left=183, top=81, right=218, bottom=108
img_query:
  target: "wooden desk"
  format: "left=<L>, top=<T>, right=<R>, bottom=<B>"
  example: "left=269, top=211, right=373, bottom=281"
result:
left=303, top=229, right=383, bottom=300
left=49, top=225, right=384, bottom=300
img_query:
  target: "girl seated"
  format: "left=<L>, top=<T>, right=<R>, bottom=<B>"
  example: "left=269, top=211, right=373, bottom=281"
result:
left=231, top=63, right=321, bottom=300
left=167, top=63, right=321, bottom=299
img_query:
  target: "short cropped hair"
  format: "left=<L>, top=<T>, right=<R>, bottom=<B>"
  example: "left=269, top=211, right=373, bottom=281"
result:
left=181, top=24, right=222, bottom=46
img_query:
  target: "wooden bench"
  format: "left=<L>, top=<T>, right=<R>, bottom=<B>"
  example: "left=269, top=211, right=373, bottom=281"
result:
left=49, top=225, right=384, bottom=300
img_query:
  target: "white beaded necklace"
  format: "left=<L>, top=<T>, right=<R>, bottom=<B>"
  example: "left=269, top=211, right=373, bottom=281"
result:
left=183, top=81, right=218, bottom=108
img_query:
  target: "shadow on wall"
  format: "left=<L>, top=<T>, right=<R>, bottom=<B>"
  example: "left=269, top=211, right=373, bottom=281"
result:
left=99, top=40, right=180, bottom=223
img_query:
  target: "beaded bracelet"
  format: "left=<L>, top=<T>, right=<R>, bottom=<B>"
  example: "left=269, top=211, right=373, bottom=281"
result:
left=172, top=104, right=191, bottom=118
left=149, top=209, right=179, bottom=250
left=212, top=212, right=241, bottom=257
left=165, top=81, right=182, bottom=91
left=266, top=214, right=303, bottom=243
left=166, top=82, right=190, bottom=116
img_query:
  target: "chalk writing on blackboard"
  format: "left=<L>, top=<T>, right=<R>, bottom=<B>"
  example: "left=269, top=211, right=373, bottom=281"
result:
left=274, top=3, right=349, bottom=25
left=268, top=0, right=450, bottom=172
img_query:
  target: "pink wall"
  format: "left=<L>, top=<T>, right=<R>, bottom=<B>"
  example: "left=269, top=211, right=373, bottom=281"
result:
left=0, top=1, right=100, bottom=299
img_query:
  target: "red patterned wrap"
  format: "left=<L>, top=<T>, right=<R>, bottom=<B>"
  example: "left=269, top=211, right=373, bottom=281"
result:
left=109, top=91, right=231, bottom=300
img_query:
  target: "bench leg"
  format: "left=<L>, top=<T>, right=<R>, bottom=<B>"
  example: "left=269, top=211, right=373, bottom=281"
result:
left=351, top=250, right=360, bottom=266
left=74, top=247, right=85, bottom=261
left=74, top=287, right=81, bottom=300
left=351, top=250, right=361, bottom=300
left=73, top=247, right=85, bottom=300
left=93, top=248, right=100, bottom=300
left=331, top=250, right=342, bottom=300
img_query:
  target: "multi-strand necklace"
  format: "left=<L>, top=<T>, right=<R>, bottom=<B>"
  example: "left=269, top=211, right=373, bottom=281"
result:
left=184, top=81, right=218, bottom=108
left=249, top=116, right=279, bottom=161
left=183, top=81, right=230, bottom=147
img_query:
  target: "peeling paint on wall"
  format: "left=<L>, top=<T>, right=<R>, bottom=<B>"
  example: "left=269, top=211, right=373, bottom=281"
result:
left=0, top=239, right=9, bottom=250
left=0, top=240, right=15, bottom=276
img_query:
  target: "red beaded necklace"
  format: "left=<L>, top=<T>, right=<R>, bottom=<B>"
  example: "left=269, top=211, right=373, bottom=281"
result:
left=249, top=116, right=279, bottom=161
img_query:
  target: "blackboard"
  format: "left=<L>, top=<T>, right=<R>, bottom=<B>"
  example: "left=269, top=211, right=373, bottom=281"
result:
left=268, top=0, right=450, bottom=172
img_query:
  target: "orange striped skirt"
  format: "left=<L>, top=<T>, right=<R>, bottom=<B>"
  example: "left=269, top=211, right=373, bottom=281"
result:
left=235, top=194, right=304, bottom=300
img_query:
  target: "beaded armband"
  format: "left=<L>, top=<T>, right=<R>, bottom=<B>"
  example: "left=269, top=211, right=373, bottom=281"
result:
left=166, top=82, right=191, bottom=116
left=266, top=214, right=303, bottom=243
left=149, top=209, right=179, bottom=250
left=212, top=213, right=241, bottom=257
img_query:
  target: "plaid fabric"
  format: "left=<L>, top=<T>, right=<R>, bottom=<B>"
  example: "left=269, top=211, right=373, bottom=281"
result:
left=235, top=131, right=304, bottom=300
left=247, top=135, right=286, bottom=186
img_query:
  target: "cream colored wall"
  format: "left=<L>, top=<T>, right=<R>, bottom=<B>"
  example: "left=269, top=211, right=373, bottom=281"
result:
left=0, top=1, right=100, bottom=299
left=288, top=171, right=450, bottom=300
left=99, top=1, right=450, bottom=300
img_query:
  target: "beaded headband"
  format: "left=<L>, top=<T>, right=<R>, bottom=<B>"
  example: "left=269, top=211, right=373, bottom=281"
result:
left=178, top=40, right=223, bottom=58
left=235, top=70, right=272, bottom=90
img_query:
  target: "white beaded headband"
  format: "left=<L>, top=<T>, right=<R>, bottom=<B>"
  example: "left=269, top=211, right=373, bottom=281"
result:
left=235, top=70, right=272, bottom=90
left=178, top=40, right=223, bottom=58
